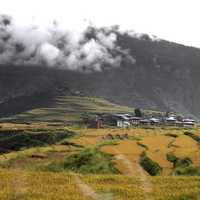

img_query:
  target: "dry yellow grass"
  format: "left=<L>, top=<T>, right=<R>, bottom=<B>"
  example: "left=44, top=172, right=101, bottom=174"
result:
left=172, top=134, right=200, bottom=166
left=0, top=126, right=200, bottom=199
left=142, top=135, right=174, bottom=175
left=1, top=169, right=200, bottom=200
left=0, top=170, right=90, bottom=200
left=83, top=175, right=200, bottom=200
left=101, top=140, right=143, bottom=176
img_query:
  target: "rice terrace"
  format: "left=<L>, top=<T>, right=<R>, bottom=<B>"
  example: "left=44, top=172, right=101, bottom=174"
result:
left=0, top=118, right=200, bottom=199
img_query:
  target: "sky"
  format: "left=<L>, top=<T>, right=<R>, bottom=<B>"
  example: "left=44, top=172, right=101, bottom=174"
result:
left=0, top=0, right=200, bottom=48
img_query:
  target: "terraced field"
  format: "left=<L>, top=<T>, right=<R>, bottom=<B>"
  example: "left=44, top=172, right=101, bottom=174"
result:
left=0, top=125, right=200, bottom=199
left=2, top=96, right=133, bottom=123
left=71, top=127, right=200, bottom=176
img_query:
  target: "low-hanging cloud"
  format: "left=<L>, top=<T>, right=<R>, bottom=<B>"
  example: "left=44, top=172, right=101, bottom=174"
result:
left=0, top=15, right=136, bottom=72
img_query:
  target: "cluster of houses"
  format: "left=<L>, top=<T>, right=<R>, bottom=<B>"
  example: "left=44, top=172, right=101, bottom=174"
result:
left=89, top=113, right=196, bottom=128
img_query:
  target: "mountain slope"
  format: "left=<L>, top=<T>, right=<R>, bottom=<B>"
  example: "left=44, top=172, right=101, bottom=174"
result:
left=1, top=31, right=200, bottom=118
left=3, top=96, right=133, bottom=123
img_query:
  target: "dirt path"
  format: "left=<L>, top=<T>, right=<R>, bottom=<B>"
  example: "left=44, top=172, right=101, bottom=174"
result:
left=135, top=160, right=153, bottom=195
left=115, top=153, right=135, bottom=176
left=11, top=171, right=28, bottom=198
left=74, top=175, right=101, bottom=200
left=113, top=148, right=153, bottom=199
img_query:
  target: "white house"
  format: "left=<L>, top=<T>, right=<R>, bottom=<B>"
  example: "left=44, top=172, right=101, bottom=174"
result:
left=165, top=116, right=176, bottom=125
left=149, top=117, right=160, bottom=124
left=182, top=118, right=195, bottom=127
left=117, top=120, right=131, bottom=128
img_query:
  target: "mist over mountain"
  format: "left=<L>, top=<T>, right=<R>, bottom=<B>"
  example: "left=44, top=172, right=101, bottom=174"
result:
left=1, top=15, right=200, bottom=118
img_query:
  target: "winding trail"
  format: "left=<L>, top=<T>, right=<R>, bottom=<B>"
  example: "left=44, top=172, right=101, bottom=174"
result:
left=113, top=148, right=153, bottom=200
left=115, top=153, right=135, bottom=176
left=74, top=175, right=101, bottom=200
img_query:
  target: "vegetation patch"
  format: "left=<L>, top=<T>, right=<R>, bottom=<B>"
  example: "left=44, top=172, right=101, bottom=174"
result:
left=0, top=130, right=74, bottom=153
left=129, top=135, right=143, bottom=141
left=166, top=153, right=200, bottom=176
left=139, top=152, right=162, bottom=176
left=60, top=141, right=84, bottom=148
left=63, top=147, right=119, bottom=174
left=165, top=133, right=179, bottom=138
left=184, top=132, right=200, bottom=144
left=165, top=193, right=198, bottom=200
left=166, top=153, right=192, bottom=168
left=97, top=140, right=119, bottom=148
left=174, top=166, right=200, bottom=176
left=137, top=142, right=148, bottom=150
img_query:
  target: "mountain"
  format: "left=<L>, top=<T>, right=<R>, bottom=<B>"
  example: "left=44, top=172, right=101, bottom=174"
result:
left=1, top=30, right=200, bottom=119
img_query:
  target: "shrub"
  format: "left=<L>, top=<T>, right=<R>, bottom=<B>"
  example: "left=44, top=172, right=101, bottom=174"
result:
left=165, top=133, right=178, bottom=138
left=0, top=131, right=74, bottom=153
left=174, top=157, right=193, bottom=168
left=140, top=152, right=162, bottom=176
left=166, top=153, right=192, bottom=168
left=184, top=132, right=200, bottom=144
left=174, top=166, right=200, bottom=176
left=63, top=147, right=119, bottom=174
left=166, top=153, right=178, bottom=163
left=137, top=142, right=148, bottom=150
left=166, top=153, right=200, bottom=176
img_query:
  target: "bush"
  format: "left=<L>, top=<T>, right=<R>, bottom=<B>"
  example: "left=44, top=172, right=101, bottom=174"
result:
left=174, top=157, right=193, bottom=168
left=174, top=166, right=200, bottom=176
left=137, top=142, right=148, bottom=150
left=167, top=153, right=192, bottom=168
left=165, top=133, right=178, bottom=138
left=166, top=153, right=178, bottom=163
left=63, top=147, right=119, bottom=174
left=140, top=153, right=162, bottom=176
left=184, top=132, right=200, bottom=144
left=166, top=153, right=200, bottom=176
left=0, top=131, right=74, bottom=153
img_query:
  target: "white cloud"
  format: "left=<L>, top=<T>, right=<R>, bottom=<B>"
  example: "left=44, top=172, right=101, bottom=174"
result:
left=0, top=0, right=199, bottom=47
left=0, top=15, right=135, bottom=72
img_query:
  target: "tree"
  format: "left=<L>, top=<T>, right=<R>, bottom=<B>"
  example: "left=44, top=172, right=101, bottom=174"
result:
left=135, top=108, right=142, bottom=117
left=165, top=111, right=170, bottom=117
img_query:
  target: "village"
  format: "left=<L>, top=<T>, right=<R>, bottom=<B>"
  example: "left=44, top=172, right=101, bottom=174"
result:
left=89, top=109, right=197, bottom=128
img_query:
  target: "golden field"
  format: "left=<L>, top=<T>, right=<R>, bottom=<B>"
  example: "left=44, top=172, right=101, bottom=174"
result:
left=0, top=124, right=200, bottom=199
left=0, top=169, right=200, bottom=200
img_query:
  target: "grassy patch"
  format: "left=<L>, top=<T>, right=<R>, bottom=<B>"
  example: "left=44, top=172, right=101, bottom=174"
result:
left=97, top=140, right=119, bottom=148
left=174, top=166, right=200, bottom=176
left=166, top=153, right=192, bottom=168
left=129, top=135, right=143, bottom=141
left=165, top=193, right=198, bottom=200
left=0, top=130, right=74, bottom=153
left=139, top=152, right=162, bottom=176
left=137, top=142, right=148, bottom=150
left=184, top=132, right=200, bottom=144
left=63, top=147, right=119, bottom=174
left=166, top=153, right=200, bottom=176
left=165, top=133, right=179, bottom=138
left=60, top=141, right=84, bottom=148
